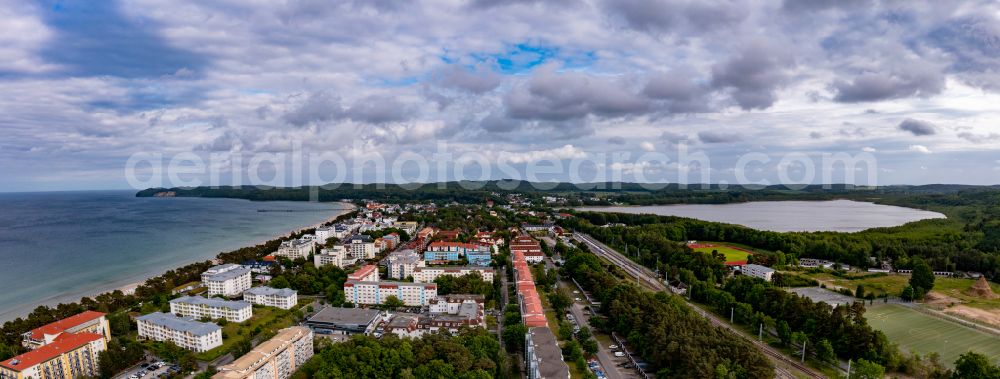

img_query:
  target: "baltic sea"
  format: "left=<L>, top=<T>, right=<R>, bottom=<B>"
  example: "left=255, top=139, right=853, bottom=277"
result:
left=0, top=190, right=348, bottom=321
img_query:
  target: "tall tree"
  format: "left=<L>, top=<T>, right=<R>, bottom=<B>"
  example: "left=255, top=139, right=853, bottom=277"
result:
left=910, top=257, right=935, bottom=298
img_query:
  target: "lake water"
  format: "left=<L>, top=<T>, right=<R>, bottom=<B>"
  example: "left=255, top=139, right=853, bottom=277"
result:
left=0, top=191, right=349, bottom=321
left=577, top=200, right=945, bottom=233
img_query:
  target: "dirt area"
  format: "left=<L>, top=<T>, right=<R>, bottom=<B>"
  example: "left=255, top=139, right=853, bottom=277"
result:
left=925, top=291, right=1000, bottom=328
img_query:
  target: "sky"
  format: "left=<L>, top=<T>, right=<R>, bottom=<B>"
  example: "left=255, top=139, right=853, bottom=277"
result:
left=1, top=0, right=1000, bottom=191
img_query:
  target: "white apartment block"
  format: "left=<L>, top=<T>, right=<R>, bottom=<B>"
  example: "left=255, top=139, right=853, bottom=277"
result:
left=348, top=235, right=376, bottom=260
left=202, top=264, right=253, bottom=297
left=314, top=246, right=351, bottom=268
left=243, top=287, right=298, bottom=310
left=170, top=296, right=252, bottom=323
left=384, top=249, right=424, bottom=280
left=136, top=312, right=222, bottom=352
left=741, top=264, right=776, bottom=282
left=315, top=226, right=335, bottom=245
left=275, top=238, right=314, bottom=261
left=413, top=266, right=495, bottom=283
left=213, top=326, right=313, bottom=379
left=344, top=280, right=437, bottom=307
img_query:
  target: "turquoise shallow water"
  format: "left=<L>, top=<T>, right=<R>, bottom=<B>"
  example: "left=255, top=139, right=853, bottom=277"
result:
left=0, top=190, right=347, bottom=321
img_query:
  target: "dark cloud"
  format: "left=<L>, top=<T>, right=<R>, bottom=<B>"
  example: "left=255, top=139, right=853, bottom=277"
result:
left=607, top=136, right=626, bottom=145
left=833, top=64, right=945, bottom=103
left=344, top=95, right=413, bottom=124
left=601, top=0, right=748, bottom=35
left=781, top=0, right=867, bottom=12
left=643, top=69, right=713, bottom=113
left=480, top=112, right=521, bottom=133
left=504, top=68, right=649, bottom=121
left=809, top=131, right=823, bottom=139
left=710, top=41, right=793, bottom=110
left=698, top=130, right=741, bottom=143
left=37, top=1, right=207, bottom=79
left=436, top=64, right=502, bottom=94
left=926, top=15, right=1000, bottom=90
left=281, top=92, right=342, bottom=127
left=898, top=118, right=937, bottom=136
left=958, top=131, right=1000, bottom=143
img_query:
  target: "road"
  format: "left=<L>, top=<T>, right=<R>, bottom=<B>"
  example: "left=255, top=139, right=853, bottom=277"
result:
left=573, top=233, right=826, bottom=379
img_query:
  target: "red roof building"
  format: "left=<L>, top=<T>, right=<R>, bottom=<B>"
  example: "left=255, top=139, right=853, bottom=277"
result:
left=22, top=311, right=110, bottom=350
left=2, top=332, right=106, bottom=377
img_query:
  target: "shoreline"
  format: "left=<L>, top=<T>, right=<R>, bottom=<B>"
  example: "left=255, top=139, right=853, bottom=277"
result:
left=1, top=201, right=355, bottom=323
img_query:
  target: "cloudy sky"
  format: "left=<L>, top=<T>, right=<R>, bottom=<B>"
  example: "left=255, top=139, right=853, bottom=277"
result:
left=2, top=0, right=1000, bottom=191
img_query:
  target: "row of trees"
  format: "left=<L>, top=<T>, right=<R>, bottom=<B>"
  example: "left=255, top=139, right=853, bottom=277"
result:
left=560, top=245, right=775, bottom=378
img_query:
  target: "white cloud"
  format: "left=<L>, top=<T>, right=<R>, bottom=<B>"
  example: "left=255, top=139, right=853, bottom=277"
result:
left=861, top=146, right=877, bottom=152
left=909, top=144, right=932, bottom=154
left=639, top=141, right=655, bottom=152
left=497, top=144, right=587, bottom=164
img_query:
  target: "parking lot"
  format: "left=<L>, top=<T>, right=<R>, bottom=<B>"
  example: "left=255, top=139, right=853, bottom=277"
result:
left=114, top=360, right=180, bottom=379
left=788, top=286, right=856, bottom=307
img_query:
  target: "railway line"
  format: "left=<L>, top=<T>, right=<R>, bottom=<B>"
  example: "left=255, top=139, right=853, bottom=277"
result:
left=573, top=232, right=826, bottom=379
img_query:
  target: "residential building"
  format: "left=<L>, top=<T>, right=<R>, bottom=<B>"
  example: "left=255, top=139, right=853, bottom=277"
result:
left=436, top=229, right=460, bottom=241
left=243, top=287, right=298, bottom=310
left=202, top=264, right=253, bottom=297
left=344, top=280, right=437, bottom=307
left=424, top=242, right=490, bottom=264
left=393, top=221, right=418, bottom=235
left=315, top=226, right=337, bottom=245
left=416, top=227, right=436, bottom=240
left=741, top=264, right=776, bottom=282
left=242, top=260, right=276, bottom=275
left=0, top=332, right=106, bottom=379
left=427, top=294, right=485, bottom=314
left=347, top=235, right=376, bottom=260
left=412, top=266, right=494, bottom=283
left=525, top=327, right=569, bottom=379
left=21, top=311, right=110, bottom=350
left=348, top=265, right=380, bottom=282
left=384, top=249, right=424, bottom=280
left=275, top=238, right=314, bottom=261
left=383, top=301, right=484, bottom=339
left=170, top=296, right=252, bottom=323
left=136, top=312, right=222, bottom=352
left=314, top=245, right=351, bottom=268
left=511, top=236, right=544, bottom=264
left=213, top=326, right=313, bottom=379
left=305, top=307, right=382, bottom=336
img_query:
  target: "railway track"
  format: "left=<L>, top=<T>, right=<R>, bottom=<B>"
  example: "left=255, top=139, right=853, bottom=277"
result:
left=573, top=233, right=827, bottom=379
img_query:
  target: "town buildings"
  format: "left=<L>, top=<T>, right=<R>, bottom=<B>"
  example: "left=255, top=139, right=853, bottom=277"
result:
left=275, top=238, right=314, bottom=261
left=170, top=296, right=253, bottom=323
left=20, top=311, right=110, bottom=350
left=243, top=287, right=298, bottom=310
left=412, top=266, right=495, bottom=283
left=136, top=312, right=222, bottom=352
left=423, top=242, right=491, bottom=265
left=0, top=332, right=106, bottom=379
left=213, top=326, right=313, bottom=379
left=314, top=245, right=352, bottom=268
left=741, top=264, right=776, bottom=282
left=203, top=264, right=253, bottom=297
left=348, top=264, right=380, bottom=282
left=511, top=236, right=545, bottom=264
left=347, top=235, right=376, bottom=260
left=384, top=249, right=424, bottom=280
left=344, top=280, right=437, bottom=307
left=525, top=327, right=569, bottom=379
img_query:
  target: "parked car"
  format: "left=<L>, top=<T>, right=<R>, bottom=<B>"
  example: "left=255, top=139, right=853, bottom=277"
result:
left=614, top=352, right=625, bottom=357
left=609, top=344, right=619, bottom=349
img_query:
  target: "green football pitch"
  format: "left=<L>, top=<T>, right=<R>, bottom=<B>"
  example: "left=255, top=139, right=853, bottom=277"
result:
left=866, top=304, right=1000, bottom=367
left=691, top=245, right=750, bottom=264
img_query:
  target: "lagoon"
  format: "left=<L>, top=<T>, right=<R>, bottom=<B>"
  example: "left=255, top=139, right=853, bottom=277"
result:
left=577, top=200, right=945, bottom=233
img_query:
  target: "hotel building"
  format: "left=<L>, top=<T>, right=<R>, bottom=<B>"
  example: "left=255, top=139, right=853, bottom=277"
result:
left=213, top=326, right=313, bottom=379
left=0, top=333, right=106, bottom=379
left=412, top=266, right=494, bottom=283
left=136, top=312, right=222, bottom=352
left=21, top=311, right=110, bottom=350
left=170, top=296, right=253, bottom=323
left=243, top=287, right=298, bottom=310
left=202, top=264, right=253, bottom=297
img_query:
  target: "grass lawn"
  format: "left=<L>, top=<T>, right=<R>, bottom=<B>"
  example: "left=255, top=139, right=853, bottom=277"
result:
left=866, top=304, right=1000, bottom=367
left=195, top=306, right=296, bottom=361
left=691, top=244, right=751, bottom=264
left=802, top=272, right=1000, bottom=310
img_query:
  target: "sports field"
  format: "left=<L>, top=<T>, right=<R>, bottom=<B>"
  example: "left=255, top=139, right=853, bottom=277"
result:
left=866, top=304, right=1000, bottom=367
left=690, top=244, right=751, bottom=264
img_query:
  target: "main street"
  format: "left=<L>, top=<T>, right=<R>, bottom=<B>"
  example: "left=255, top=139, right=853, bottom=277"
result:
left=572, top=233, right=826, bottom=379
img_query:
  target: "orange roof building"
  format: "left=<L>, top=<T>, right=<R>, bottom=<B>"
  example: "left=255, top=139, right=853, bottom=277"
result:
left=22, top=311, right=110, bottom=350
left=1, top=332, right=106, bottom=379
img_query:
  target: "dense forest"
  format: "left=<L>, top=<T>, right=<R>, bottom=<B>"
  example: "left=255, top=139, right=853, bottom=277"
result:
left=559, top=244, right=774, bottom=378
left=292, top=328, right=505, bottom=379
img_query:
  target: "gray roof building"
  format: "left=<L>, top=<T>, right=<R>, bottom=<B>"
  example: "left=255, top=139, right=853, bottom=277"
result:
left=243, top=286, right=297, bottom=297
left=202, top=265, right=252, bottom=282
left=527, top=327, right=569, bottom=379
left=136, top=312, right=220, bottom=336
left=305, top=307, right=381, bottom=335
left=170, top=296, right=250, bottom=310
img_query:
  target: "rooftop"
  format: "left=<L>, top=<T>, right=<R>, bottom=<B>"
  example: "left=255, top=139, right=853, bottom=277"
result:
left=214, top=327, right=311, bottom=379
left=306, top=307, right=380, bottom=326
left=171, top=296, right=251, bottom=310
left=26, top=310, right=105, bottom=340
left=529, top=327, right=569, bottom=379
left=1, top=332, right=104, bottom=371
left=203, top=265, right=252, bottom=282
left=348, top=265, right=378, bottom=280
left=244, top=286, right=297, bottom=297
left=136, top=312, right=220, bottom=336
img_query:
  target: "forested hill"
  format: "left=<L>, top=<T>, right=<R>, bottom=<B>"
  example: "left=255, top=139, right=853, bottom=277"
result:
left=135, top=182, right=1000, bottom=207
